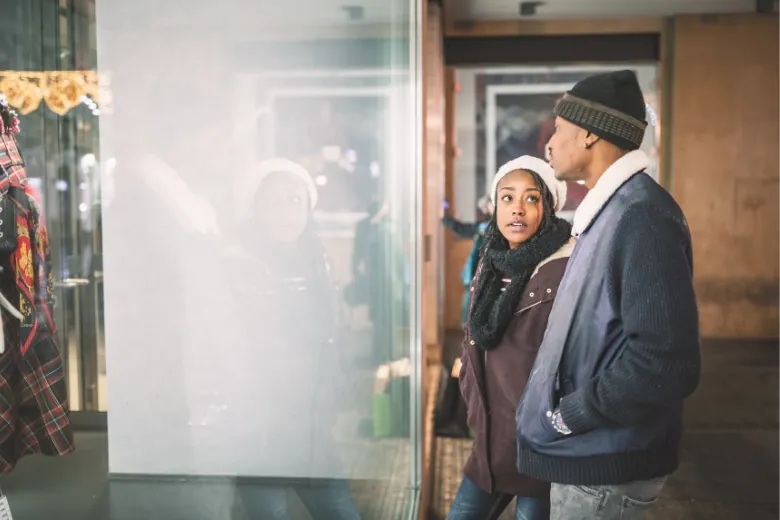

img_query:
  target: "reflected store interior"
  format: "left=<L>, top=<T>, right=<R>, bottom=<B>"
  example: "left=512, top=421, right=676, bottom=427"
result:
left=0, top=0, right=422, bottom=519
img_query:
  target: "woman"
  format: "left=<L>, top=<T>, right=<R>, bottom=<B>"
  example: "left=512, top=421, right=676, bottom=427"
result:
left=449, top=156, right=574, bottom=520
left=230, top=158, right=361, bottom=520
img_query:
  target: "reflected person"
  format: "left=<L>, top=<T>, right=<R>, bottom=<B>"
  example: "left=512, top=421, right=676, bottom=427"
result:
left=231, top=158, right=361, bottom=520
left=351, top=200, right=406, bottom=364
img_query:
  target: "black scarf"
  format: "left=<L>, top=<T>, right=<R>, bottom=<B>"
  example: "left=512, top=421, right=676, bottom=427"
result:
left=468, top=217, right=571, bottom=350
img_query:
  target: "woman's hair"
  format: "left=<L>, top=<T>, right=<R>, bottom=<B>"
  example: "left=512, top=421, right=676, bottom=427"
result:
left=479, top=169, right=557, bottom=255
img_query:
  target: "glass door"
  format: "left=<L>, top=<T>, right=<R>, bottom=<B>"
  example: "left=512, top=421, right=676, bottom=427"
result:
left=54, top=0, right=105, bottom=413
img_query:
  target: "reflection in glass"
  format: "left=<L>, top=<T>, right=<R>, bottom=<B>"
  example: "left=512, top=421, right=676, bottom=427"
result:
left=225, top=158, right=362, bottom=519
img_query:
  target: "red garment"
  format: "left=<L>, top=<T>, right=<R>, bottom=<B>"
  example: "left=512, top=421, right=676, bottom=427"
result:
left=0, top=132, right=74, bottom=472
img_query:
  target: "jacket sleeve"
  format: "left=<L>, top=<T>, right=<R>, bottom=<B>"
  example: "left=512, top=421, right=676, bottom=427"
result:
left=559, top=204, right=701, bottom=434
left=442, top=215, right=480, bottom=239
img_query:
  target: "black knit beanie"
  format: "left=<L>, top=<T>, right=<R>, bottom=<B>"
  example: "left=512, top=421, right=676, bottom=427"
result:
left=554, top=70, right=647, bottom=151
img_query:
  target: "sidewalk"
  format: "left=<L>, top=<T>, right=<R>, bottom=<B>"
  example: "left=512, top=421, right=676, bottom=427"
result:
left=432, top=339, right=779, bottom=520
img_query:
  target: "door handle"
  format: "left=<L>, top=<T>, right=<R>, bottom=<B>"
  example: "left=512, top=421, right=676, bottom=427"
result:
left=54, top=278, right=90, bottom=288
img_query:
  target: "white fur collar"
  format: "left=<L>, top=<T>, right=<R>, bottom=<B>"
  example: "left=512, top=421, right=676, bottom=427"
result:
left=572, top=150, right=652, bottom=236
left=532, top=237, right=576, bottom=278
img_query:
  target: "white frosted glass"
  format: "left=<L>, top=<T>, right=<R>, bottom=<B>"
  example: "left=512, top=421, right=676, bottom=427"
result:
left=96, top=0, right=416, bottom=481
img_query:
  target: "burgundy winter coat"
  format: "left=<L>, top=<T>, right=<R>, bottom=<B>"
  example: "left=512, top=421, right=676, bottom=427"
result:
left=459, top=239, right=574, bottom=498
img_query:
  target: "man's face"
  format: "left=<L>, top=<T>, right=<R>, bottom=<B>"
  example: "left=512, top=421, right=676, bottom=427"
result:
left=547, top=117, right=590, bottom=182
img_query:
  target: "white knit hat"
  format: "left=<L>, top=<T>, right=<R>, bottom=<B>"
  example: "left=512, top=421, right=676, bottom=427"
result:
left=489, top=155, right=567, bottom=213
left=235, top=158, right=318, bottom=221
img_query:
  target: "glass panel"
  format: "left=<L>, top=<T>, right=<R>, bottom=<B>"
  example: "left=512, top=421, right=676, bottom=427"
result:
left=3, top=0, right=421, bottom=518
left=58, top=12, right=69, bottom=50
left=453, top=64, right=659, bottom=223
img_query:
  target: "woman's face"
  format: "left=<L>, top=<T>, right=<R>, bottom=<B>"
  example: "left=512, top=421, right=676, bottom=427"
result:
left=495, top=169, right=544, bottom=249
left=253, top=173, right=309, bottom=242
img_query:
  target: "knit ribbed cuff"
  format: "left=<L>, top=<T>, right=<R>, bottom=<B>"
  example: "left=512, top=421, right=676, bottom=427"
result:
left=559, top=390, right=600, bottom=435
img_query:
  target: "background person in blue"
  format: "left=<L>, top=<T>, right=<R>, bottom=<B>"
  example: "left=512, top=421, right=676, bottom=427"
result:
left=442, top=195, right=493, bottom=325
left=515, top=70, right=701, bottom=520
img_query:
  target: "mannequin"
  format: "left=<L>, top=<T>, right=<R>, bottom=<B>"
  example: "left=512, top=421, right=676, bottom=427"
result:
left=0, top=95, right=75, bottom=518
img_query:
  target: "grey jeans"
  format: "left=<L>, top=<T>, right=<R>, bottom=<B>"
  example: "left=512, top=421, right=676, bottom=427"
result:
left=550, top=477, right=667, bottom=520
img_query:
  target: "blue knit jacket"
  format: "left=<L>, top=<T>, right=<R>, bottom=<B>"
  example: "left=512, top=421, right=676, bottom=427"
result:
left=516, top=153, right=701, bottom=486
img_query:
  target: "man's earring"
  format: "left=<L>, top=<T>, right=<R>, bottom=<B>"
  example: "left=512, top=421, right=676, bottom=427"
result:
left=584, top=142, right=592, bottom=149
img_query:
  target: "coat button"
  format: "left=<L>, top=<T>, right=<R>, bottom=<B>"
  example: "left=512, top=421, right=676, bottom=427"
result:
left=529, top=292, right=534, bottom=297
left=470, top=340, right=475, bottom=345
left=547, top=288, right=552, bottom=294
left=546, top=411, right=553, bottom=418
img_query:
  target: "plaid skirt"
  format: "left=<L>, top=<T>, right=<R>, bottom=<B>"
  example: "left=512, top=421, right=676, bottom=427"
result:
left=0, top=330, right=74, bottom=473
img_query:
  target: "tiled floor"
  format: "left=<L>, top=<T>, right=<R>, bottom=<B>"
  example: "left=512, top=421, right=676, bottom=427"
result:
left=432, top=339, right=780, bottom=520
left=5, top=337, right=776, bottom=519
left=2, top=330, right=415, bottom=520
left=0, top=431, right=413, bottom=520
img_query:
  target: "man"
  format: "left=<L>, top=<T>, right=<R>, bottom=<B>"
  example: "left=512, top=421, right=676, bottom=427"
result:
left=515, top=70, right=701, bottom=519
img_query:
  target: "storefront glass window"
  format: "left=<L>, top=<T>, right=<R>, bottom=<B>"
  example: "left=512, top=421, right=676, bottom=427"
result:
left=0, top=0, right=422, bottom=518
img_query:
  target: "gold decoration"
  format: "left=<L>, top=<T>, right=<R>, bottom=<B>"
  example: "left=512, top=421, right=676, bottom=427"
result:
left=0, top=71, right=99, bottom=116
left=0, top=73, right=43, bottom=115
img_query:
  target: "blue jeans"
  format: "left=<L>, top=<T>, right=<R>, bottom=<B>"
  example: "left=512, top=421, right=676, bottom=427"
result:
left=446, top=476, right=550, bottom=520
left=237, top=480, right=362, bottom=520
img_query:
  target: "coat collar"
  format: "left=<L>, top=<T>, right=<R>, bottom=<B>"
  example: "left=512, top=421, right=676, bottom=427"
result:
left=531, top=237, right=576, bottom=278
left=572, top=150, right=652, bottom=236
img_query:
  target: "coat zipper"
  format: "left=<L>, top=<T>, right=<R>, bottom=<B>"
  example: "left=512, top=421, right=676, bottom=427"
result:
left=483, top=291, right=543, bottom=490
left=515, top=300, right=542, bottom=314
